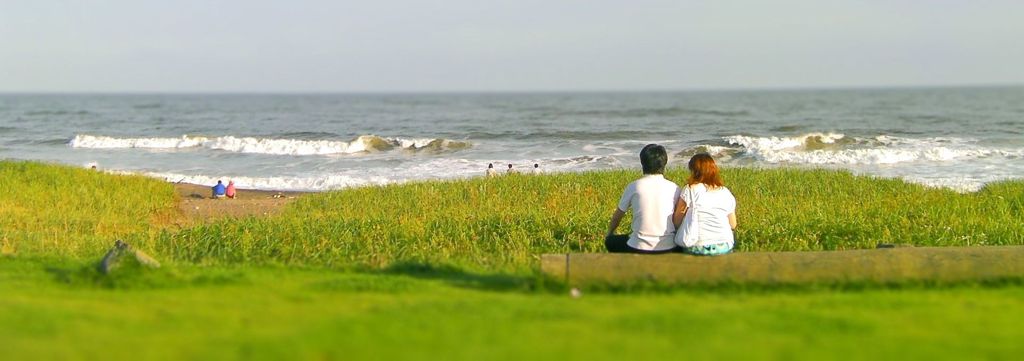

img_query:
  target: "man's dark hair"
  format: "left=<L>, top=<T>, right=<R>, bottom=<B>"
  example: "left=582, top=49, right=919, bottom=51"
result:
left=639, top=144, right=667, bottom=174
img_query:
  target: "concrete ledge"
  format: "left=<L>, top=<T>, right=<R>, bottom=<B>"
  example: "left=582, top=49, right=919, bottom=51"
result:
left=541, top=246, right=1024, bottom=286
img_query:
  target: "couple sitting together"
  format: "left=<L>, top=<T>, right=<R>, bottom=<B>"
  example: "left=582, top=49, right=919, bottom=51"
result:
left=606, top=144, right=737, bottom=256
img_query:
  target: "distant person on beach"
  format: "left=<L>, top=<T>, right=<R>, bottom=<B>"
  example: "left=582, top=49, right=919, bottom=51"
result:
left=486, top=163, right=498, bottom=177
left=605, top=144, right=681, bottom=253
left=212, top=180, right=226, bottom=198
left=672, top=153, right=737, bottom=256
left=532, top=163, right=540, bottom=174
left=506, top=163, right=516, bottom=174
left=225, top=181, right=237, bottom=199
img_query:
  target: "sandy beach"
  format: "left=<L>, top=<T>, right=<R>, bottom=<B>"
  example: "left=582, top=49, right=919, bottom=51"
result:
left=172, top=182, right=307, bottom=225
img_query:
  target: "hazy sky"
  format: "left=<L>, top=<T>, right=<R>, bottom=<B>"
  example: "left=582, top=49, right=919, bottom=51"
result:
left=2, top=0, right=1022, bottom=92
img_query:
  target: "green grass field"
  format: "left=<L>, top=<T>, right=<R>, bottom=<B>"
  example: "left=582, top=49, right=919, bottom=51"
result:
left=2, top=161, right=1023, bottom=360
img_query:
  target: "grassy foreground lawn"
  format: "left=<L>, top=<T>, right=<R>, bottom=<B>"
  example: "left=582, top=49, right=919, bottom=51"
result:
left=3, top=259, right=1024, bottom=360
left=2, top=161, right=1024, bottom=360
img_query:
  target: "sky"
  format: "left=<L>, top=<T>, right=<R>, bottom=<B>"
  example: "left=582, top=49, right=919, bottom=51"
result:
left=1, top=0, right=1023, bottom=92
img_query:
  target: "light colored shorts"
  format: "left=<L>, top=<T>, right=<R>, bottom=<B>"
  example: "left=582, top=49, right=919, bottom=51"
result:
left=682, top=242, right=733, bottom=256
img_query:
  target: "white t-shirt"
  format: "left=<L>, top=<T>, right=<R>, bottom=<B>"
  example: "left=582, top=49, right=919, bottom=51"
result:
left=680, top=183, right=736, bottom=246
left=617, top=174, right=682, bottom=251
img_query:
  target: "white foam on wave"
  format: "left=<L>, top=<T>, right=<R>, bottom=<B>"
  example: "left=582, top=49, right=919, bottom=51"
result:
left=724, top=132, right=847, bottom=152
left=81, top=131, right=1022, bottom=194
left=722, top=133, right=1024, bottom=165
left=69, top=134, right=470, bottom=155
left=903, top=176, right=985, bottom=193
left=71, top=135, right=208, bottom=149
left=102, top=153, right=618, bottom=191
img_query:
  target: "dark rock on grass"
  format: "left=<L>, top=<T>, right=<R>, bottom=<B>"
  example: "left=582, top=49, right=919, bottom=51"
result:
left=98, top=240, right=161, bottom=274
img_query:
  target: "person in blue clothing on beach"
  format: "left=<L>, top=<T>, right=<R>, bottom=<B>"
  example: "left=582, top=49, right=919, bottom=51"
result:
left=212, top=180, right=226, bottom=198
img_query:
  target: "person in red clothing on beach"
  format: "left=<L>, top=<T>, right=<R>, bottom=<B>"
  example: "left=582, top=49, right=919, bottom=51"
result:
left=225, top=181, right=237, bottom=199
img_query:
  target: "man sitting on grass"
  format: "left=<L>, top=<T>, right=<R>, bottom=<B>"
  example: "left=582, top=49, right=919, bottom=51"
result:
left=212, top=180, right=226, bottom=199
left=605, top=144, right=681, bottom=253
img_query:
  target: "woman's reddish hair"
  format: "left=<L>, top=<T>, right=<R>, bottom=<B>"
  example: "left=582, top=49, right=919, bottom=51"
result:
left=687, top=153, right=724, bottom=187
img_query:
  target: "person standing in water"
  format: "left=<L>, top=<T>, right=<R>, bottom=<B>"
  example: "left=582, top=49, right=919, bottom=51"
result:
left=532, top=163, right=540, bottom=174
left=506, top=163, right=516, bottom=174
left=486, top=163, right=498, bottom=177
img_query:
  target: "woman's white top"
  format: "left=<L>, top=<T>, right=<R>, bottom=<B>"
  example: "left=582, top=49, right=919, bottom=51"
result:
left=676, top=183, right=736, bottom=247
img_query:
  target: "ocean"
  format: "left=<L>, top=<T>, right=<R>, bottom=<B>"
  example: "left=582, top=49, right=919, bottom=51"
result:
left=1, top=87, right=1022, bottom=192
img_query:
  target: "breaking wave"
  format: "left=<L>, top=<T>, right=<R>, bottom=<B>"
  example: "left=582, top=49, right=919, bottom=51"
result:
left=69, top=134, right=471, bottom=155
left=678, top=132, right=1024, bottom=165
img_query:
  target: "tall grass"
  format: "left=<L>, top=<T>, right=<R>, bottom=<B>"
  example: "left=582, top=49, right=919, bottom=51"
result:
left=0, top=161, right=178, bottom=258
left=729, top=167, right=1024, bottom=250
left=4, top=161, right=1021, bottom=271
left=164, top=167, right=1024, bottom=273
left=164, top=171, right=628, bottom=271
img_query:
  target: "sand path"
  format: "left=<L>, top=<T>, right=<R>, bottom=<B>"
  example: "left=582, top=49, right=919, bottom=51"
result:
left=171, top=183, right=307, bottom=225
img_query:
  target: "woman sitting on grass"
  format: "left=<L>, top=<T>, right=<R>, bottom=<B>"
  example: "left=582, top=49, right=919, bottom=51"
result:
left=673, top=153, right=737, bottom=255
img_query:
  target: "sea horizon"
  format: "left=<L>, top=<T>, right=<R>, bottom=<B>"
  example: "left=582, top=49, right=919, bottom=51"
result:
left=3, top=82, right=1022, bottom=96
left=3, top=85, right=1022, bottom=193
